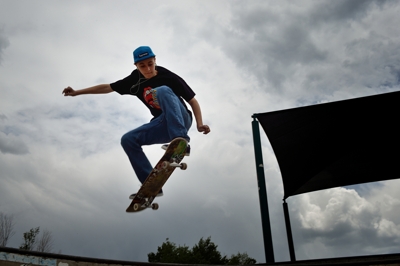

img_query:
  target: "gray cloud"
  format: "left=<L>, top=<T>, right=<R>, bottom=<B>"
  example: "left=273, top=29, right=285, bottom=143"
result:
left=0, top=115, right=29, bottom=155
left=195, top=0, right=400, bottom=104
left=308, top=0, right=388, bottom=23
left=0, top=28, right=10, bottom=64
left=0, top=132, right=29, bottom=155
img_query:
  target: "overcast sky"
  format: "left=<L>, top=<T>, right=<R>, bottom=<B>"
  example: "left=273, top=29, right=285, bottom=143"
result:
left=1, top=0, right=400, bottom=263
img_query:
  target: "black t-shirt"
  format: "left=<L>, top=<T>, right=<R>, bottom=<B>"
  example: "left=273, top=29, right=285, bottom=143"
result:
left=110, top=66, right=195, bottom=119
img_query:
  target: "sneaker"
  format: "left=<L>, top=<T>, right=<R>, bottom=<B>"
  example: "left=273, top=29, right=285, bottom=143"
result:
left=161, top=144, right=191, bottom=156
left=129, top=191, right=163, bottom=200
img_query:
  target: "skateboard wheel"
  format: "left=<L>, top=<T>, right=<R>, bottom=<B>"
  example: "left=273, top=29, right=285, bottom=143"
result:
left=161, top=161, right=170, bottom=169
left=133, top=203, right=141, bottom=211
left=180, top=163, right=187, bottom=170
left=152, top=203, right=159, bottom=210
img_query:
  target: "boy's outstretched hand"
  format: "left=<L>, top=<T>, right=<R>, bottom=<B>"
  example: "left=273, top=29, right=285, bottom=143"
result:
left=62, top=86, right=76, bottom=96
left=198, top=125, right=211, bottom=134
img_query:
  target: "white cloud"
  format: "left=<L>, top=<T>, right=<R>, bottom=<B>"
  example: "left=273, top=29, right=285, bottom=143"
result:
left=289, top=184, right=400, bottom=259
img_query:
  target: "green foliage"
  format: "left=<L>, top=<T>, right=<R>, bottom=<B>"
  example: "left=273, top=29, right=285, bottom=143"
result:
left=148, top=238, right=192, bottom=264
left=227, top=252, right=257, bottom=265
left=148, top=237, right=256, bottom=265
left=19, top=227, right=40, bottom=251
left=192, top=237, right=228, bottom=264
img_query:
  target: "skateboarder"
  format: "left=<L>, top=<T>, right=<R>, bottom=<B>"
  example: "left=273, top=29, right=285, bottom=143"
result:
left=62, top=46, right=210, bottom=198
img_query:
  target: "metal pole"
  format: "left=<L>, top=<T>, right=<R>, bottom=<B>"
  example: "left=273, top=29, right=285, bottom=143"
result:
left=283, top=199, right=296, bottom=261
left=251, top=115, right=275, bottom=263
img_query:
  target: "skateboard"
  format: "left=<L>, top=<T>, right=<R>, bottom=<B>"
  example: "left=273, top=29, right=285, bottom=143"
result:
left=126, top=137, right=188, bottom=213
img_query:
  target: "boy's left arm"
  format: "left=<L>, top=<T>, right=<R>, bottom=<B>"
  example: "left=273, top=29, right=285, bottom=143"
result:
left=188, top=97, right=210, bottom=134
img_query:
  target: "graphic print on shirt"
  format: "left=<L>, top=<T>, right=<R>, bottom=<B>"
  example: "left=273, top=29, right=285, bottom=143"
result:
left=143, top=87, right=161, bottom=109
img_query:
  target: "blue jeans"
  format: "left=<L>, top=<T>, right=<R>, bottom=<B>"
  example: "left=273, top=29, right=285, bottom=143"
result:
left=121, top=86, right=192, bottom=183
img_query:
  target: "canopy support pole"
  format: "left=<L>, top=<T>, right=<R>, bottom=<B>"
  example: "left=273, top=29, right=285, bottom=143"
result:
left=283, top=199, right=296, bottom=261
left=252, top=116, right=275, bottom=263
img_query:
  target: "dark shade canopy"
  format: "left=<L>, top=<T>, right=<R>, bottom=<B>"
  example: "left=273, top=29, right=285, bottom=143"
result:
left=255, top=91, right=400, bottom=199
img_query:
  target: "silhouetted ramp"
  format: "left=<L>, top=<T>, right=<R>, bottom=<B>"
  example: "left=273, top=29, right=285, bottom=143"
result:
left=1, top=246, right=400, bottom=265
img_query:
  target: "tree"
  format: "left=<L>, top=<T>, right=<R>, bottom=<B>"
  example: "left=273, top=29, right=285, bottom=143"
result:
left=148, top=237, right=256, bottom=265
left=19, top=227, right=40, bottom=251
left=36, top=229, right=54, bottom=253
left=0, top=212, right=16, bottom=247
left=148, top=238, right=192, bottom=263
left=191, top=237, right=228, bottom=265
left=227, top=252, right=257, bottom=265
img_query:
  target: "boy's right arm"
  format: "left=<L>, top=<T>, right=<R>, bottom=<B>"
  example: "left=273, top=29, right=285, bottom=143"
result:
left=62, top=84, right=113, bottom=96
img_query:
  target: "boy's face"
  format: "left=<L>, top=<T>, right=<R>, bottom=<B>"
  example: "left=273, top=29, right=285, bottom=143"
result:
left=136, top=57, right=157, bottom=79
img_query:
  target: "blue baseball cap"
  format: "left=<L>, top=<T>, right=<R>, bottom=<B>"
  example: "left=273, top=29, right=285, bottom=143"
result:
left=133, top=46, right=156, bottom=63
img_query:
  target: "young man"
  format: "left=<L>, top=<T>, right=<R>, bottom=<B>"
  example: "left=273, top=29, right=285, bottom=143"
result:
left=62, top=46, right=210, bottom=198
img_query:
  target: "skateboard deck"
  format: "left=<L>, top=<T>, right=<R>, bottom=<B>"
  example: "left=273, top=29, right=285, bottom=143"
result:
left=126, top=137, right=188, bottom=213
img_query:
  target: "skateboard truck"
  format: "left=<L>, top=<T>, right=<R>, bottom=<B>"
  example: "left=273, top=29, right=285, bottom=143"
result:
left=133, top=197, right=159, bottom=211
left=162, top=160, right=188, bottom=170
left=133, top=202, right=159, bottom=211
